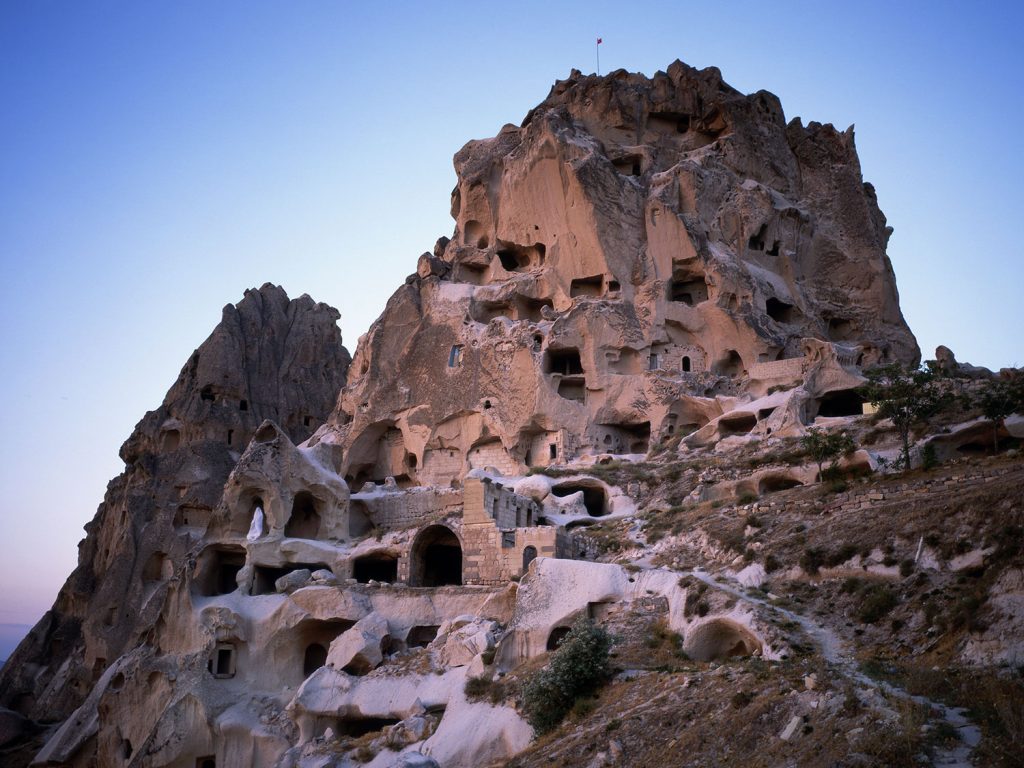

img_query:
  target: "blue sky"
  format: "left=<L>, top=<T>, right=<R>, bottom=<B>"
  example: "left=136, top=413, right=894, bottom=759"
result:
left=1, top=0, right=1021, bottom=631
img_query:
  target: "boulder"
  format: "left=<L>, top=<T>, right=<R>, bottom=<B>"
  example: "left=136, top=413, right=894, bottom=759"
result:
left=275, top=569, right=312, bottom=594
left=441, top=620, right=496, bottom=667
left=396, top=754, right=441, bottom=768
left=327, top=613, right=390, bottom=674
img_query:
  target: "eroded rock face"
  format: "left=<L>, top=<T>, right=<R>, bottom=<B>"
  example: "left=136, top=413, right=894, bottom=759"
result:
left=328, top=61, right=918, bottom=489
left=0, top=284, right=350, bottom=725
left=1, top=63, right=938, bottom=768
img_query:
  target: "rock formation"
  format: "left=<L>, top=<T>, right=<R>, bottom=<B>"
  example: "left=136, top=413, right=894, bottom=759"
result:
left=10, top=62, right=1020, bottom=768
left=0, top=284, right=349, bottom=729
left=329, top=61, right=918, bottom=489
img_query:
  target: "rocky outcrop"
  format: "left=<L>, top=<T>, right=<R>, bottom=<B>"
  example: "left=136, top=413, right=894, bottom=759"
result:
left=324, top=60, right=918, bottom=490
left=2, top=62, right=960, bottom=768
left=0, top=284, right=349, bottom=725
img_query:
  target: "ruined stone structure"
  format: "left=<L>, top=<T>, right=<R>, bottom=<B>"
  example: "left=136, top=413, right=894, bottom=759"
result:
left=0, top=62, right=953, bottom=768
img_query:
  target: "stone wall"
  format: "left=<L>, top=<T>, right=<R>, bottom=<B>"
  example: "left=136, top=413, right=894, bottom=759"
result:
left=468, top=441, right=518, bottom=475
left=748, top=356, right=807, bottom=382
left=482, top=478, right=539, bottom=528
left=419, top=447, right=463, bottom=486
left=350, top=486, right=464, bottom=530
left=460, top=478, right=565, bottom=585
left=526, top=430, right=565, bottom=468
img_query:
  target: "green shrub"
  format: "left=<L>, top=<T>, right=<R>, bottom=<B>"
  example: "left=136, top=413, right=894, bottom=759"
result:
left=840, top=577, right=862, bottom=595
left=645, top=619, right=683, bottom=652
left=899, top=559, right=915, bottom=577
left=731, top=690, right=754, bottom=708
left=825, top=543, right=859, bottom=567
left=570, top=696, right=597, bottom=719
left=858, top=585, right=899, bottom=624
left=521, top=617, right=613, bottom=735
left=465, top=676, right=501, bottom=702
left=800, top=547, right=826, bottom=575
left=921, top=442, right=939, bottom=470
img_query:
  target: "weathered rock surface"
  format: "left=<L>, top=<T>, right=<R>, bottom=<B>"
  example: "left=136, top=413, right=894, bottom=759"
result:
left=10, top=62, right=1012, bottom=768
left=0, top=284, right=349, bottom=726
left=324, top=61, right=918, bottom=490
left=327, top=612, right=390, bottom=674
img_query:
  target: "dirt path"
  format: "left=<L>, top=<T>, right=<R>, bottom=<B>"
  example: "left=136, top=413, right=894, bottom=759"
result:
left=672, top=565, right=981, bottom=766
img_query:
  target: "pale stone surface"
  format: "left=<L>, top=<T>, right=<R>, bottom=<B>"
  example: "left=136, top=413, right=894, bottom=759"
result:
left=327, top=613, right=390, bottom=674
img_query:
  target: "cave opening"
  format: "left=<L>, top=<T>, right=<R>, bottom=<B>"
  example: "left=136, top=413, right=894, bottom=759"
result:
left=816, top=389, right=865, bottom=418
left=551, top=482, right=608, bottom=516
left=410, top=525, right=462, bottom=587
left=285, top=492, right=322, bottom=539
left=352, top=552, right=398, bottom=583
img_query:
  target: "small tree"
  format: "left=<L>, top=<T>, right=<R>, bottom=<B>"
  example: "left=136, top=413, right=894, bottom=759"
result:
left=859, top=363, right=949, bottom=471
left=521, top=616, right=612, bottom=735
left=800, top=428, right=857, bottom=481
left=974, top=371, right=1024, bottom=451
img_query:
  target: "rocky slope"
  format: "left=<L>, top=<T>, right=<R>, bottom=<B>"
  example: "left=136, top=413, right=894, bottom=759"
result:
left=2, top=63, right=1020, bottom=768
left=0, top=284, right=349, bottom=730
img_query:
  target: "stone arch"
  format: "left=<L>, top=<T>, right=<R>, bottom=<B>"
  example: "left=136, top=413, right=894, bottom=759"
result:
left=663, top=398, right=711, bottom=437
left=285, top=492, right=321, bottom=539
left=684, top=618, right=762, bottom=662
left=522, top=545, right=538, bottom=572
left=409, top=525, right=462, bottom=587
left=813, top=389, right=865, bottom=418
left=345, top=421, right=414, bottom=486
left=713, top=349, right=745, bottom=378
left=352, top=551, right=398, bottom=583
left=758, top=474, right=803, bottom=494
left=546, top=626, right=571, bottom=651
left=303, top=643, right=328, bottom=677
left=230, top=490, right=268, bottom=537
left=551, top=479, right=608, bottom=516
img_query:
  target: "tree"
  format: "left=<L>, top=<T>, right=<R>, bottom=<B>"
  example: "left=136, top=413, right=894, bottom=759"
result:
left=800, top=428, right=856, bottom=481
left=521, top=616, right=612, bottom=734
left=974, top=371, right=1024, bottom=451
left=859, top=363, right=949, bottom=471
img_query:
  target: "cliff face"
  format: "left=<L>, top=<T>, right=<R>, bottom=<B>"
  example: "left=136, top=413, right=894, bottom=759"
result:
left=0, top=63, right=962, bottom=768
left=0, top=284, right=350, bottom=723
left=330, top=61, right=918, bottom=488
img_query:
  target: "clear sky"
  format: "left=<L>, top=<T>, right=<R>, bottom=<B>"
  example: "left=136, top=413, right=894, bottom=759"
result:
left=1, top=1, right=1021, bottom=633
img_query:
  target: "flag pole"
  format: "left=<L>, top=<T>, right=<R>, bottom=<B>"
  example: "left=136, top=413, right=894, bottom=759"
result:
left=596, top=37, right=602, bottom=75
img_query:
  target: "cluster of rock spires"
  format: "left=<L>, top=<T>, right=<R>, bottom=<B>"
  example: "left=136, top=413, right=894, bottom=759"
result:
left=0, top=61, right=945, bottom=767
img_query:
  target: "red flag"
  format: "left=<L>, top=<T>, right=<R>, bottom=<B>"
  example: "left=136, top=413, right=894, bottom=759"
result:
left=597, top=38, right=602, bottom=44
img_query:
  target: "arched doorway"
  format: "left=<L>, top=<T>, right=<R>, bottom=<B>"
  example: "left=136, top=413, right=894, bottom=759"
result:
left=546, top=626, right=571, bottom=651
left=409, top=525, right=462, bottom=587
left=285, top=492, right=321, bottom=539
left=303, top=643, right=328, bottom=676
left=684, top=619, right=762, bottom=662
left=522, top=546, right=538, bottom=572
